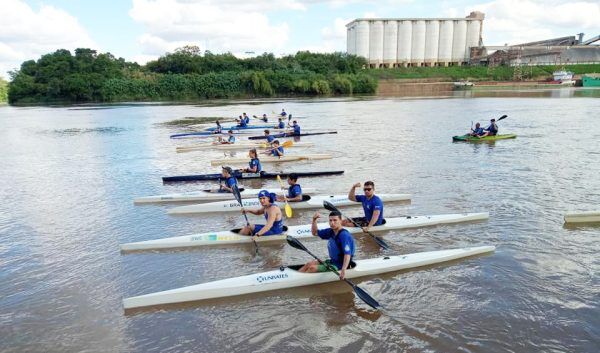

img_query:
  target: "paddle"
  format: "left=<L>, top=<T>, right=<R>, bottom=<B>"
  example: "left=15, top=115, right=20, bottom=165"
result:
left=261, top=140, right=293, bottom=149
left=276, top=175, right=293, bottom=218
left=286, top=236, right=380, bottom=310
left=323, top=201, right=390, bottom=250
left=232, top=183, right=259, bottom=255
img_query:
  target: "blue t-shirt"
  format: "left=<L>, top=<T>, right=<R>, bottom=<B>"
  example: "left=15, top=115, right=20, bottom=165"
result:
left=238, top=120, right=247, bottom=128
left=292, top=124, right=301, bottom=135
left=485, top=123, right=498, bottom=134
left=249, top=158, right=262, bottom=173
left=355, top=195, right=384, bottom=225
left=473, top=127, right=484, bottom=135
left=245, top=117, right=250, bottom=124
left=228, top=135, right=236, bottom=143
left=281, top=111, right=287, bottom=117
left=317, top=228, right=355, bottom=269
left=225, top=176, right=237, bottom=188
left=278, top=121, right=285, bottom=129
left=288, top=184, right=302, bottom=198
left=271, top=146, right=284, bottom=156
left=266, top=135, right=275, bottom=143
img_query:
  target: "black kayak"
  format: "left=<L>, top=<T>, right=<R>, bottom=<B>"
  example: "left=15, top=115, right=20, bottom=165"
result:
left=163, top=170, right=344, bottom=183
left=248, top=131, right=337, bottom=140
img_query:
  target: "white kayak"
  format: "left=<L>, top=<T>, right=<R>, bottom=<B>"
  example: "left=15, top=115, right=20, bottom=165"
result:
left=120, top=212, right=489, bottom=251
left=176, top=141, right=315, bottom=153
left=134, top=187, right=318, bottom=204
left=210, top=154, right=332, bottom=166
left=564, top=211, right=600, bottom=223
left=167, top=194, right=411, bottom=215
left=122, top=245, right=495, bottom=309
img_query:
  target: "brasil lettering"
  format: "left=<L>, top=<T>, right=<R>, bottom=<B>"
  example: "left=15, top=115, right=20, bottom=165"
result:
left=256, top=273, right=289, bottom=283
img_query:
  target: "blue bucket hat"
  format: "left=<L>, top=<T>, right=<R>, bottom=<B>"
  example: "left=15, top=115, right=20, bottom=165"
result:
left=257, top=190, right=275, bottom=203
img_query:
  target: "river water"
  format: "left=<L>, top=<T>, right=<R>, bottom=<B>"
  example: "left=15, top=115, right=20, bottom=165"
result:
left=1, top=88, right=599, bottom=352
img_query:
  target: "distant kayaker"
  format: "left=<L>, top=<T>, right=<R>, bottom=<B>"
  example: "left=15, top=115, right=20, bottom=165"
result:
left=263, top=129, right=275, bottom=144
left=290, top=120, right=301, bottom=136
left=239, top=148, right=262, bottom=173
left=239, top=190, right=284, bottom=239
left=242, top=113, right=250, bottom=125
left=237, top=115, right=248, bottom=128
left=280, top=109, right=287, bottom=117
left=213, top=120, right=222, bottom=134
left=277, top=173, right=303, bottom=202
left=298, top=211, right=356, bottom=280
left=277, top=118, right=285, bottom=129
left=261, top=114, right=268, bottom=122
left=345, top=181, right=384, bottom=232
left=265, top=140, right=284, bottom=157
left=469, top=122, right=484, bottom=136
left=219, top=166, right=238, bottom=193
left=480, top=118, right=498, bottom=137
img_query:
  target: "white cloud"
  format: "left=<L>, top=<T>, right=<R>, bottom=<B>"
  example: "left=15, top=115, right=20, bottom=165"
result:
left=0, top=0, right=97, bottom=79
left=129, top=0, right=293, bottom=60
left=468, top=0, right=600, bottom=45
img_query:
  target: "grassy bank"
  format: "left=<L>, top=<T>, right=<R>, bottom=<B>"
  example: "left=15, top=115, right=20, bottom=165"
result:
left=0, top=78, right=7, bottom=103
left=366, top=64, right=600, bottom=81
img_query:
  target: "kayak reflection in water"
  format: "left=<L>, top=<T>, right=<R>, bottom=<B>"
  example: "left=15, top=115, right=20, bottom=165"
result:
left=299, top=211, right=356, bottom=280
left=276, top=173, right=303, bottom=202
left=240, top=190, right=284, bottom=240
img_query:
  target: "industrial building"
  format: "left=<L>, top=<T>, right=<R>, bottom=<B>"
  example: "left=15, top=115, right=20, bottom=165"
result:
left=346, top=12, right=484, bottom=67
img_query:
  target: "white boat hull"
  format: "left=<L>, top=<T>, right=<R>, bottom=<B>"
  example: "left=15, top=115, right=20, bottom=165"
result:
left=167, top=194, right=411, bottom=215
left=210, top=154, right=332, bottom=166
left=122, top=245, right=495, bottom=309
left=564, top=211, right=600, bottom=223
left=134, top=187, right=318, bottom=204
left=177, top=142, right=315, bottom=152
left=120, top=212, right=489, bottom=251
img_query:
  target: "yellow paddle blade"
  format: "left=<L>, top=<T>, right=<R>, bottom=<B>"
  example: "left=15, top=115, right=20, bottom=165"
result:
left=285, top=204, right=293, bottom=218
left=282, top=140, right=293, bottom=148
left=276, top=175, right=283, bottom=185
left=259, top=143, right=267, bottom=148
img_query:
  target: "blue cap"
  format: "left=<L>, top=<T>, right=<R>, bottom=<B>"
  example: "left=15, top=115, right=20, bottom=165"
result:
left=257, top=190, right=275, bottom=203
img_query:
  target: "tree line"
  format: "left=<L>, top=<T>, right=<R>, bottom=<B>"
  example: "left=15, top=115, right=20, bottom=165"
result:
left=0, top=78, right=7, bottom=103
left=7, top=46, right=377, bottom=104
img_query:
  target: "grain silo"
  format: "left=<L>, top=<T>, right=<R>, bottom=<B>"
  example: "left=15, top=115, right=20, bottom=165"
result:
left=346, top=12, right=484, bottom=67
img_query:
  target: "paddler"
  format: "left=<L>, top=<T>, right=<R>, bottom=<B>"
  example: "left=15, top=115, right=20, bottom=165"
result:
left=280, top=109, right=287, bottom=117
left=237, top=115, right=248, bottom=128
left=242, top=113, right=250, bottom=125
left=469, top=122, right=484, bottom=136
left=298, top=211, right=355, bottom=280
left=239, top=148, right=262, bottom=173
left=345, top=181, right=384, bottom=232
left=277, top=118, right=286, bottom=129
left=239, top=190, right=284, bottom=238
left=219, top=166, right=238, bottom=193
left=263, top=129, right=275, bottom=144
left=217, top=129, right=235, bottom=144
left=264, top=140, right=284, bottom=157
left=213, top=120, right=222, bottom=134
left=290, top=120, right=301, bottom=136
left=480, top=118, right=498, bottom=137
left=261, top=114, right=268, bottom=122
left=276, top=173, right=303, bottom=202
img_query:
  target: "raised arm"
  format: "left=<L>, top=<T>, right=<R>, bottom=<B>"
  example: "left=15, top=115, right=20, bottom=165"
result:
left=348, top=182, right=360, bottom=202
left=311, top=212, right=320, bottom=236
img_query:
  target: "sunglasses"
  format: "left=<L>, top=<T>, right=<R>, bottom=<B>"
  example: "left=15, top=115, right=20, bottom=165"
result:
left=363, top=188, right=373, bottom=191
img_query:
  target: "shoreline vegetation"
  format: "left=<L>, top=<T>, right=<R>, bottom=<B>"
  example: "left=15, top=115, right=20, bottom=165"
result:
left=5, top=46, right=600, bottom=105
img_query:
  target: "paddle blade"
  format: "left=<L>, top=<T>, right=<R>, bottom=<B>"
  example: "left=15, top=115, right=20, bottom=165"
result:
left=350, top=282, right=381, bottom=309
left=323, top=200, right=339, bottom=212
left=285, top=204, right=293, bottom=218
left=498, top=115, right=508, bottom=121
left=282, top=140, right=293, bottom=148
left=286, top=236, right=307, bottom=251
left=372, top=235, right=390, bottom=250
left=231, top=183, right=242, bottom=204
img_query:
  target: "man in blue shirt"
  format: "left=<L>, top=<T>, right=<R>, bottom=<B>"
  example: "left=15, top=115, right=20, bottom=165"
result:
left=276, top=173, right=303, bottom=202
left=219, top=166, right=238, bottom=193
left=290, top=120, right=301, bottom=136
left=263, top=129, right=275, bottom=144
left=277, top=118, right=285, bottom=129
left=480, top=118, right=498, bottom=137
left=280, top=109, right=287, bottom=117
left=345, top=181, right=384, bottom=232
left=469, top=122, right=484, bottom=136
left=265, top=140, right=284, bottom=157
left=298, top=211, right=355, bottom=280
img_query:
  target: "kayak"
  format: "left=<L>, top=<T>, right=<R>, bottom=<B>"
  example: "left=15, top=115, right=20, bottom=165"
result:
left=204, top=124, right=276, bottom=132
left=167, top=193, right=412, bottom=214
left=452, top=134, right=517, bottom=142
left=170, top=130, right=261, bottom=139
left=209, top=154, right=332, bottom=166
left=122, top=245, right=495, bottom=309
left=564, top=211, right=600, bottom=223
left=134, top=187, right=318, bottom=204
left=248, top=131, right=338, bottom=140
left=163, top=170, right=344, bottom=183
left=176, top=142, right=315, bottom=153
left=120, top=212, right=489, bottom=250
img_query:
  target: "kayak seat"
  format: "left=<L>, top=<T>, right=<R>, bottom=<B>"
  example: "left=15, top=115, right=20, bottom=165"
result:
left=285, top=261, right=356, bottom=271
left=350, top=217, right=387, bottom=226
left=301, top=195, right=311, bottom=201
left=232, top=226, right=288, bottom=234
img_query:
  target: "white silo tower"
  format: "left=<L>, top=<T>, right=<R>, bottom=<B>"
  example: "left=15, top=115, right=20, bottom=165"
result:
left=424, top=20, right=440, bottom=66
left=369, top=20, right=384, bottom=67
left=438, top=20, right=454, bottom=66
left=466, top=20, right=482, bottom=62
left=355, top=21, right=370, bottom=59
left=346, top=26, right=356, bottom=55
left=383, top=20, right=398, bottom=67
left=397, top=20, right=412, bottom=67
left=411, top=20, right=426, bottom=66
left=451, top=20, right=468, bottom=64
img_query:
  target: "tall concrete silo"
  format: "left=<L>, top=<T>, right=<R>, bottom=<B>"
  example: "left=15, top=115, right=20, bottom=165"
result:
left=438, top=20, right=454, bottom=66
left=397, top=20, right=412, bottom=66
left=451, top=20, right=468, bottom=64
left=411, top=20, right=426, bottom=66
left=466, top=20, right=481, bottom=60
left=346, top=26, right=356, bottom=55
left=383, top=20, right=398, bottom=67
left=355, top=21, right=370, bottom=59
left=424, top=20, right=440, bottom=66
left=369, top=20, right=384, bottom=67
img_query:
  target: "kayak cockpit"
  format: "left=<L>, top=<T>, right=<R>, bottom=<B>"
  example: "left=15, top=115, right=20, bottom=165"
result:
left=230, top=226, right=290, bottom=235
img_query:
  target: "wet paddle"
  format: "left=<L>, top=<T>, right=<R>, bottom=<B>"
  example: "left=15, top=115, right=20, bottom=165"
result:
left=276, top=175, right=293, bottom=218
left=286, top=236, right=380, bottom=310
left=323, top=201, right=390, bottom=250
left=232, top=183, right=259, bottom=255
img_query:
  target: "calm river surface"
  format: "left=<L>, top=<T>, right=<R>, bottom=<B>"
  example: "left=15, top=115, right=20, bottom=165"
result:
left=1, top=89, right=599, bottom=352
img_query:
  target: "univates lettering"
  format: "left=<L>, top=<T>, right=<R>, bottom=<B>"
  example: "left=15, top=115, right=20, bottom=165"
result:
left=256, top=272, right=289, bottom=283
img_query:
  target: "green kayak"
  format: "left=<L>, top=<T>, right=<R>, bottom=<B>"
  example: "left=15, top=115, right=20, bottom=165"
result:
left=452, top=134, right=517, bottom=142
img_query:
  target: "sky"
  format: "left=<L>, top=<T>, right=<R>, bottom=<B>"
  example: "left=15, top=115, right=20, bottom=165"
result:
left=0, top=0, right=598, bottom=79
